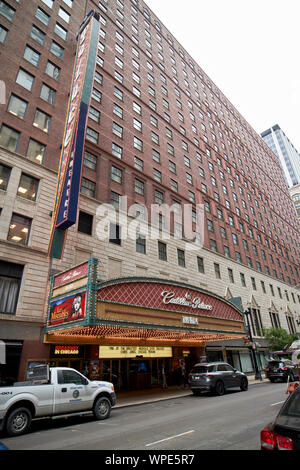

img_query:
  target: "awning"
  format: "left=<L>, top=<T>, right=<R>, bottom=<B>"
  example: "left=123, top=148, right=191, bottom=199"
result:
left=45, top=324, right=245, bottom=347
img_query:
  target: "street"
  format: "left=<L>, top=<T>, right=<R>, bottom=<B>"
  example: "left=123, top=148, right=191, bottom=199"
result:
left=0, top=382, right=288, bottom=450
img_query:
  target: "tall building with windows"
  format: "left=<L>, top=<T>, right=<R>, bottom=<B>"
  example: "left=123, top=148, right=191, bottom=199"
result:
left=0, top=0, right=299, bottom=389
left=290, top=184, right=300, bottom=219
left=261, top=125, right=300, bottom=188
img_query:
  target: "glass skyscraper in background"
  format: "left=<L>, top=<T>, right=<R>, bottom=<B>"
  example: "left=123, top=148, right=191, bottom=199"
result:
left=261, top=125, right=300, bottom=188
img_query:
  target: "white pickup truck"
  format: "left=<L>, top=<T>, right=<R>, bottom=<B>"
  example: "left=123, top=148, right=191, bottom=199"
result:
left=0, top=367, right=116, bottom=436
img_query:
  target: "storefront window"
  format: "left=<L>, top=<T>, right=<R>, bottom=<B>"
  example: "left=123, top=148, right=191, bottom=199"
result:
left=239, top=351, right=253, bottom=373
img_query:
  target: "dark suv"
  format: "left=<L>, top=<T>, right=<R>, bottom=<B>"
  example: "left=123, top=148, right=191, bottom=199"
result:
left=188, top=362, right=248, bottom=396
left=265, top=359, right=299, bottom=383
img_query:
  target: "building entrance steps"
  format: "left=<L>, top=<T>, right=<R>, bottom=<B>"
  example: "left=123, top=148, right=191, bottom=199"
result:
left=114, top=374, right=267, bottom=408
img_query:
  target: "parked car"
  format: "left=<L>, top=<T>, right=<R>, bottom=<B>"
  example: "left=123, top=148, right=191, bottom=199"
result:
left=188, top=362, right=248, bottom=396
left=260, top=385, right=300, bottom=450
left=265, top=359, right=299, bottom=383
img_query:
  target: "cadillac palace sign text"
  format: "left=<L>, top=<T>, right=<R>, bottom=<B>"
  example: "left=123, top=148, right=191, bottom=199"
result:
left=161, top=291, right=212, bottom=311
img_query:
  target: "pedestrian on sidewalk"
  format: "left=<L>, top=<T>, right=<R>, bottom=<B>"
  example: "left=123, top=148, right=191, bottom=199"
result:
left=162, top=361, right=168, bottom=389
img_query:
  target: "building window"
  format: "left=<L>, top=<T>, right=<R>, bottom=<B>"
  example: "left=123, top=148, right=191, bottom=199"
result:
left=0, top=1, right=15, bottom=21
left=45, top=61, right=61, bottom=80
left=250, top=309, right=263, bottom=337
left=136, top=235, right=146, bottom=254
left=170, top=179, right=178, bottom=192
left=109, top=223, right=121, bottom=245
left=228, top=268, right=234, bottom=283
left=78, top=211, right=93, bottom=235
left=27, top=139, right=45, bottom=164
left=16, top=68, right=35, bottom=91
left=251, top=277, right=257, bottom=290
left=94, top=71, right=103, bottom=85
left=188, top=190, right=195, bottom=203
left=111, top=165, right=122, bottom=184
left=210, top=239, right=218, bottom=252
left=89, top=106, right=100, bottom=123
left=62, top=0, right=72, bottom=7
left=109, top=191, right=121, bottom=208
left=240, top=273, right=246, bottom=287
left=286, top=315, right=296, bottom=335
left=8, top=213, right=32, bottom=245
left=214, top=263, right=221, bottom=279
left=50, top=41, right=64, bottom=59
left=177, top=249, right=185, bottom=267
left=207, top=219, right=214, bottom=232
left=134, top=118, right=142, bottom=133
left=58, top=7, right=70, bottom=23
left=40, top=83, right=56, bottom=105
left=224, top=246, right=230, bottom=258
left=54, top=23, right=67, bottom=40
left=0, top=124, right=20, bottom=152
left=169, top=160, right=176, bottom=174
left=113, top=103, right=123, bottom=119
left=153, top=168, right=162, bottom=183
left=134, top=156, right=143, bottom=171
left=112, top=122, right=123, bottom=138
left=41, top=0, right=54, bottom=8
left=152, top=149, right=160, bottom=163
left=133, top=136, right=143, bottom=152
left=30, top=25, right=46, bottom=45
left=83, top=151, right=97, bottom=170
left=92, top=88, right=102, bottom=103
left=81, top=177, right=95, bottom=198
left=35, top=7, right=50, bottom=26
left=134, top=178, right=144, bottom=195
left=7, top=94, right=28, bottom=119
left=112, top=143, right=123, bottom=159
left=270, top=312, right=281, bottom=329
left=24, top=45, right=41, bottom=66
left=0, top=24, right=8, bottom=43
left=197, top=256, right=204, bottom=273
left=154, top=189, right=164, bottom=204
left=0, top=261, right=24, bottom=315
left=114, top=86, right=123, bottom=101
left=0, top=163, right=11, bottom=190
left=86, top=127, right=99, bottom=144
left=17, top=173, right=39, bottom=201
left=158, top=241, right=167, bottom=261
left=33, top=109, right=51, bottom=133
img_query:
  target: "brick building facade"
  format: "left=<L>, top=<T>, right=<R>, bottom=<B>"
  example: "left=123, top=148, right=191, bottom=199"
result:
left=0, top=0, right=299, bottom=386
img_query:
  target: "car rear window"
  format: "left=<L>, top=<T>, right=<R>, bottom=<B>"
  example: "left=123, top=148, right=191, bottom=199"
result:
left=280, top=391, right=300, bottom=418
left=268, top=361, right=284, bottom=368
left=190, top=365, right=214, bottom=373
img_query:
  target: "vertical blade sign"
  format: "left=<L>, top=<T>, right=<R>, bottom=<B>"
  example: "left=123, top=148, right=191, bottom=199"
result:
left=48, top=11, right=99, bottom=259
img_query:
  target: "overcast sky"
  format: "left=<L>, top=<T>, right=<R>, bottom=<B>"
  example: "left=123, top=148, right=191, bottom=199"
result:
left=146, top=0, right=300, bottom=152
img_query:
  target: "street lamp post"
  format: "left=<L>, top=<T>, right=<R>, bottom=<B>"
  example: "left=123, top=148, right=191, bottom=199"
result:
left=244, top=308, right=262, bottom=381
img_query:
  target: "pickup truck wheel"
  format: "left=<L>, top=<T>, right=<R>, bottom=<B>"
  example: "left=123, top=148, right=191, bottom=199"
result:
left=6, top=407, right=32, bottom=436
left=93, top=396, right=111, bottom=420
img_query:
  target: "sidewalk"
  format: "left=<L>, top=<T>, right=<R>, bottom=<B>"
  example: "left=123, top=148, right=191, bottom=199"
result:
left=114, top=374, right=267, bottom=409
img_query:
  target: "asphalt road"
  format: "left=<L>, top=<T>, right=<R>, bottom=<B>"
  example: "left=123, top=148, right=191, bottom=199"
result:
left=1, top=382, right=288, bottom=451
